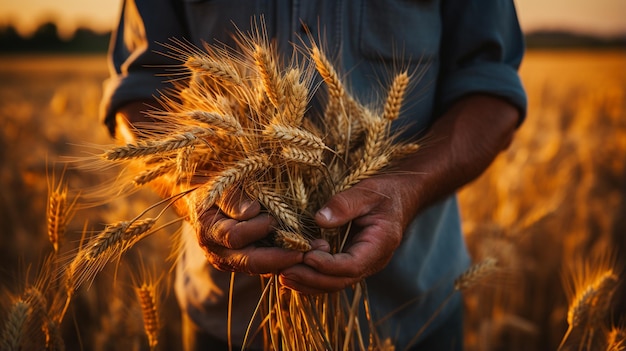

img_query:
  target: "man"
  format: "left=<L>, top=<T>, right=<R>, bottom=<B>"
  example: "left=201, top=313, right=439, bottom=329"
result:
left=101, top=1, right=526, bottom=349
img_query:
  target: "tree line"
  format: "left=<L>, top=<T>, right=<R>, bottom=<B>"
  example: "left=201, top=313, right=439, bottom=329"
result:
left=0, top=22, right=111, bottom=53
left=1, top=21, right=623, bottom=54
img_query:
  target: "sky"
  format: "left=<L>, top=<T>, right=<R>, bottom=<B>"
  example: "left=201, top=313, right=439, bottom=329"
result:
left=0, top=0, right=625, bottom=38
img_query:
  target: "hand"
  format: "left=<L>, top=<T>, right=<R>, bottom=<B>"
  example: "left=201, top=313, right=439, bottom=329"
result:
left=279, top=94, right=520, bottom=294
left=279, top=175, right=414, bottom=294
left=193, top=188, right=305, bottom=275
left=114, top=102, right=305, bottom=275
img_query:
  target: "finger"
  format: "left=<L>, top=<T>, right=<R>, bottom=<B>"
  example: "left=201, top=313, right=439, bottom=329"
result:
left=217, top=187, right=261, bottom=220
left=279, top=264, right=358, bottom=294
left=205, top=244, right=304, bottom=275
left=199, top=211, right=276, bottom=249
left=315, top=180, right=381, bottom=228
left=303, top=241, right=392, bottom=278
left=309, top=239, right=330, bottom=252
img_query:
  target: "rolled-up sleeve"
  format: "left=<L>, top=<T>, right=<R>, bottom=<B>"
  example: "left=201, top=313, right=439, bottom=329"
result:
left=437, top=0, right=527, bottom=121
left=100, top=0, right=188, bottom=135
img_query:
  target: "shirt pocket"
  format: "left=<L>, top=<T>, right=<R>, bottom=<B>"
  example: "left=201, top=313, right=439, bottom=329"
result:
left=359, top=0, right=441, bottom=62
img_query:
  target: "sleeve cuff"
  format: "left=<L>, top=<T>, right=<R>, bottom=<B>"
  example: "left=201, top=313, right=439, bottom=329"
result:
left=99, top=72, right=171, bottom=136
left=438, top=62, right=527, bottom=125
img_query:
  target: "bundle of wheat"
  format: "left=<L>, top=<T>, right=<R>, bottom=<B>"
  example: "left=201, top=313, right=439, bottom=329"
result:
left=66, top=28, right=419, bottom=350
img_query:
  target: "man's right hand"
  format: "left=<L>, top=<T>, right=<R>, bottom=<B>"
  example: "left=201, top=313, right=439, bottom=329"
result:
left=191, top=189, right=305, bottom=275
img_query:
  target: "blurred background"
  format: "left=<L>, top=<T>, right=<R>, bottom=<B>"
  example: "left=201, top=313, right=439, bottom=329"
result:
left=0, top=1, right=624, bottom=350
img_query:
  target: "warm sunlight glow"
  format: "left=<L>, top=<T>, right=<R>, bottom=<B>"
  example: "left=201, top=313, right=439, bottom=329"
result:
left=0, top=0, right=121, bottom=38
left=0, top=0, right=625, bottom=37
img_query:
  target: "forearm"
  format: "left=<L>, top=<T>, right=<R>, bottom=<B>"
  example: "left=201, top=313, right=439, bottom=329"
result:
left=397, top=93, right=519, bottom=219
left=113, top=100, right=159, bottom=144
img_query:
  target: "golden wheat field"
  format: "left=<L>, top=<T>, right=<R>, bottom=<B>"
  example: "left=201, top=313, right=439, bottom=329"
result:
left=0, top=49, right=624, bottom=350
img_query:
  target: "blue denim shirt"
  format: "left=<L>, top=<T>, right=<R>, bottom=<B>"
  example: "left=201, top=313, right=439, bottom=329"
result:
left=101, top=1, right=526, bottom=348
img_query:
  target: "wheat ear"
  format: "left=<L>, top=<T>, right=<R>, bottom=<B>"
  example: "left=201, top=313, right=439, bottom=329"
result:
left=264, top=123, right=326, bottom=150
left=454, top=257, right=499, bottom=291
left=382, top=71, right=409, bottom=121
left=47, top=185, right=69, bottom=253
left=136, top=283, right=159, bottom=350
left=185, top=110, right=243, bottom=135
left=567, top=270, right=618, bottom=329
left=104, top=129, right=210, bottom=161
left=406, top=257, right=499, bottom=350
left=335, top=154, right=390, bottom=194
left=134, top=162, right=176, bottom=186
left=203, top=154, right=271, bottom=208
left=250, top=186, right=301, bottom=232
left=282, top=68, right=308, bottom=126
left=275, top=230, right=311, bottom=252
left=0, top=299, right=30, bottom=351
left=185, top=55, right=242, bottom=85
left=253, top=44, right=282, bottom=109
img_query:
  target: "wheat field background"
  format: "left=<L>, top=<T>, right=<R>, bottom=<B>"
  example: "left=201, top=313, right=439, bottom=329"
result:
left=0, top=49, right=624, bottom=350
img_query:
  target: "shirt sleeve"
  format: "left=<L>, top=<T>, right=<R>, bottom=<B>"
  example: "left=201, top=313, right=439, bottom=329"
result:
left=100, top=0, right=188, bottom=136
left=437, top=0, right=527, bottom=122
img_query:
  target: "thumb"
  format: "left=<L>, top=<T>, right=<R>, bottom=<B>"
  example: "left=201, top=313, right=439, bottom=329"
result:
left=315, top=186, right=377, bottom=228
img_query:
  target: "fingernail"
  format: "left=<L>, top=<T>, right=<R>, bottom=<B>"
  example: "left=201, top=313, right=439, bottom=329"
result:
left=317, top=207, right=333, bottom=222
